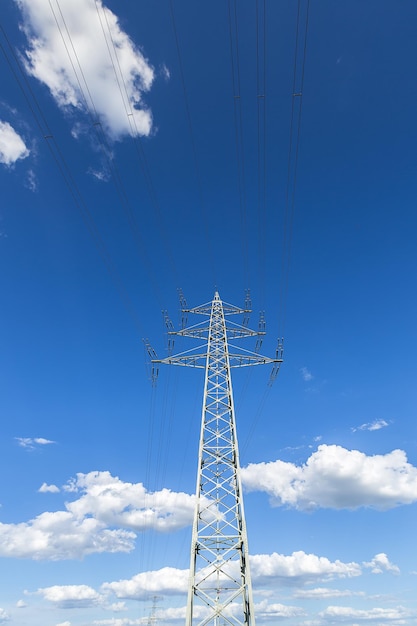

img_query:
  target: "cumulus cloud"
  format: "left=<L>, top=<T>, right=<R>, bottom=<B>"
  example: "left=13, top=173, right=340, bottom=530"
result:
left=16, top=600, right=27, bottom=608
left=0, top=511, right=135, bottom=560
left=242, top=444, right=417, bottom=510
left=38, top=482, right=60, bottom=493
left=0, top=609, right=10, bottom=624
left=0, top=121, right=30, bottom=165
left=255, top=599, right=305, bottom=619
left=107, top=602, right=127, bottom=613
left=100, top=551, right=364, bottom=602
left=363, top=553, right=400, bottom=575
left=16, top=437, right=56, bottom=449
left=65, top=471, right=195, bottom=532
left=37, top=584, right=103, bottom=608
left=102, top=567, right=189, bottom=600
left=250, top=551, right=361, bottom=584
left=319, top=604, right=411, bottom=622
left=0, top=471, right=195, bottom=560
left=16, top=0, right=154, bottom=140
left=352, top=419, right=389, bottom=432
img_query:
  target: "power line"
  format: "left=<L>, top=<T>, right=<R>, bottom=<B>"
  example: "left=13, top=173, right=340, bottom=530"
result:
left=0, top=22, right=145, bottom=335
left=278, top=0, right=310, bottom=337
left=50, top=0, right=168, bottom=309
left=256, top=0, right=267, bottom=310
left=168, top=0, right=216, bottom=287
left=227, top=0, right=250, bottom=290
left=93, top=0, right=181, bottom=290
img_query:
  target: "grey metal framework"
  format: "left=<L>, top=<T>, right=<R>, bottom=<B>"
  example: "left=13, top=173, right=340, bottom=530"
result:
left=153, top=292, right=283, bottom=626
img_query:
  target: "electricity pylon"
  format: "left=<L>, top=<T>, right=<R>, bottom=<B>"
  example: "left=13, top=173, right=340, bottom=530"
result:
left=152, top=292, right=283, bottom=626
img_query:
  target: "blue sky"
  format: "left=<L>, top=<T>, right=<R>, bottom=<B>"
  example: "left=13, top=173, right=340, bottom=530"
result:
left=1, top=1, right=417, bottom=625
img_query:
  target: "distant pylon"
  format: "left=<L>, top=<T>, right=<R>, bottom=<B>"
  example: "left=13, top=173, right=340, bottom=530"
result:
left=147, top=595, right=161, bottom=626
left=153, top=292, right=283, bottom=626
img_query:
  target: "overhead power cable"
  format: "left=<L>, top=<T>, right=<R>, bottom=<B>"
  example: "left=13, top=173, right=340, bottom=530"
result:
left=256, top=0, right=267, bottom=311
left=168, top=0, right=216, bottom=287
left=93, top=0, right=180, bottom=290
left=278, top=0, right=310, bottom=337
left=0, top=22, right=145, bottom=335
left=227, top=0, right=250, bottom=291
left=49, top=0, right=167, bottom=309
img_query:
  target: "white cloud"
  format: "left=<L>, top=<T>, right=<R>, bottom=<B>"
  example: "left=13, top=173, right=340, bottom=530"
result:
left=294, top=587, right=364, bottom=599
left=319, top=605, right=411, bottom=622
left=39, top=482, right=60, bottom=493
left=0, top=609, right=10, bottom=624
left=161, top=63, right=170, bottom=81
left=300, top=367, right=313, bottom=381
left=16, top=0, right=154, bottom=140
left=37, top=585, right=103, bottom=608
left=250, top=551, right=361, bottom=584
left=102, top=552, right=362, bottom=603
left=242, top=444, right=417, bottom=510
left=65, top=471, right=195, bottom=532
left=0, top=511, right=135, bottom=560
left=16, top=600, right=27, bottom=608
left=88, top=166, right=111, bottom=182
left=93, top=617, right=145, bottom=626
left=363, top=553, right=400, bottom=575
left=255, top=599, right=305, bottom=618
left=0, top=121, right=30, bottom=165
left=352, top=419, right=389, bottom=432
left=102, top=566, right=189, bottom=599
left=16, top=437, right=56, bottom=449
left=108, top=602, right=127, bottom=613
left=0, top=471, right=194, bottom=560
left=26, top=168, right=38, bottom=191
left=56, top=622, right=71, bottom=626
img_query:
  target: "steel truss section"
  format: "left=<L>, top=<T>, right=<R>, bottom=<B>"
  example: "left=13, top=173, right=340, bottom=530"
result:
left=153, top=292, right=283, bottom=626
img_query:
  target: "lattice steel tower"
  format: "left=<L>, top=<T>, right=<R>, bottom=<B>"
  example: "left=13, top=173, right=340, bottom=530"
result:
left=152, top=292, right=283, bottom=626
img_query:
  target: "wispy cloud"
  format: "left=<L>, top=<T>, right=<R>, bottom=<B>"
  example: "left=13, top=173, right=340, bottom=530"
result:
left=25, top=168, right=38, bottom=191
left=318, top=604, right=411, bottom=622
left=300, top=366, right=313, bottom=382
left=294, top=587, right=365, bottom=599
left=352, top=419, right=389, bottom=432
left=160, top=63, right=171, bottom=81
left=17, top=0, right=155, bottom=140
left=0, top=120, right=30, bottom=166
left=87, top=166, right=111, bottom=182
left=15, top=437, right=56, bottom=450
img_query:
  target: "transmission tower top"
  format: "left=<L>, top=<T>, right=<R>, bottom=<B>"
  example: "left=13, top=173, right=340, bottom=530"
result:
left=152, top=291, right=283, bottom=377
left=150, top=292, right=283, bottom=626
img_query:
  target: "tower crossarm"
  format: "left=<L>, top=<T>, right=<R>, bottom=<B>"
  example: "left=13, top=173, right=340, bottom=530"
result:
left=169, top=325, right=264, bottom=340
left=153, top=351, right=281, bottom=369
left=183, top=299, right=250, bottom=317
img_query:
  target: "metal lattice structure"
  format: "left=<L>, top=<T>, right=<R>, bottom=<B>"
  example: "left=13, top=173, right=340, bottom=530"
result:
left=152, top=292, right=283, bottom=626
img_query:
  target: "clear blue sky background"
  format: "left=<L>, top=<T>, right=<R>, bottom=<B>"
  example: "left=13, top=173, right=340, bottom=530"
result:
left=1, top=1, right=417, bottom=625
